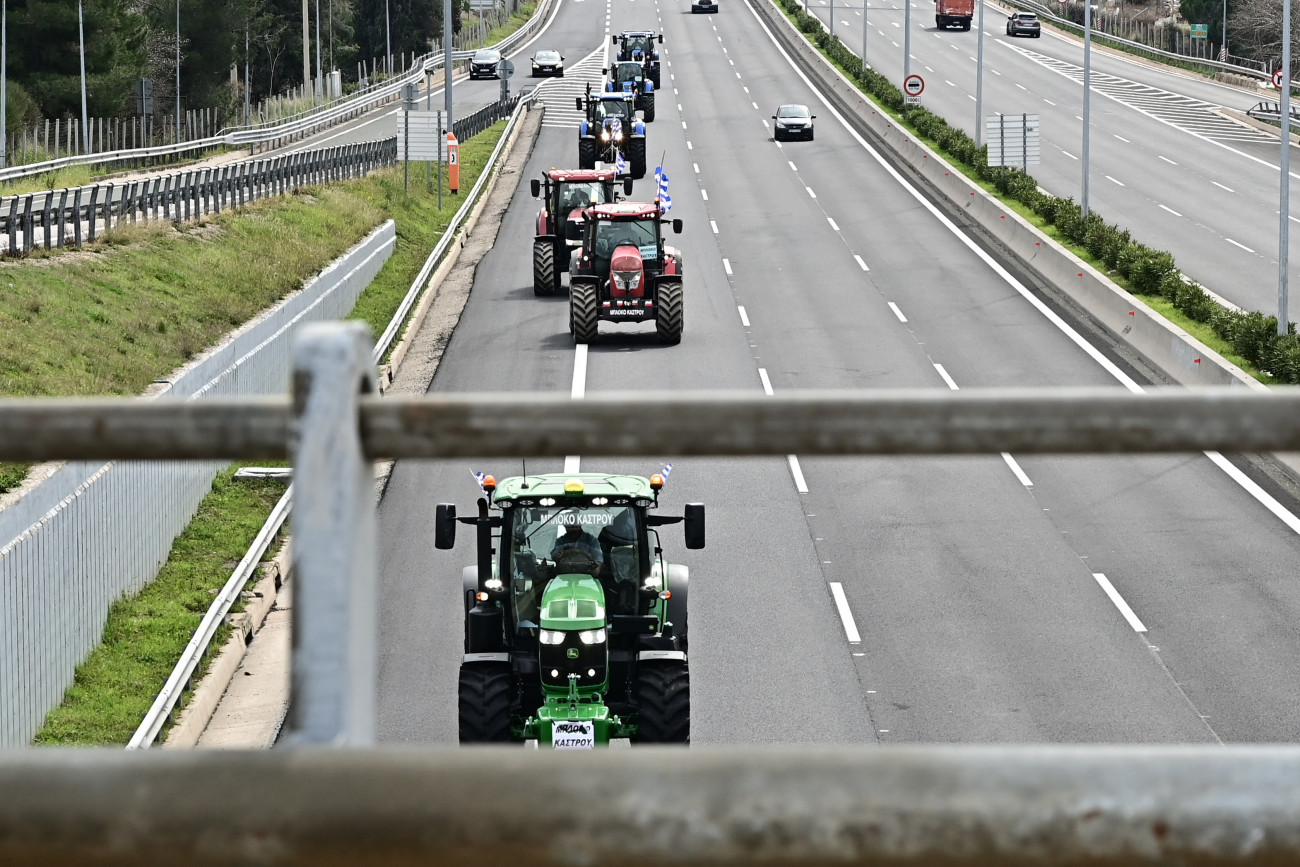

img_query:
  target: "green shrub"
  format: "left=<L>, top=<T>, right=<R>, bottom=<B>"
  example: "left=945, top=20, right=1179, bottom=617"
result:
left=1173, top=282, right=1219, bottom=323
left=1264, top=334, right=1300, bottom=383
left=1128, top=250, right=1176, bottom=295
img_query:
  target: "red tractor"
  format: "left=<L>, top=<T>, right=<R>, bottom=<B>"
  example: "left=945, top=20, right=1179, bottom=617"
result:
left=568, top=201, right=684, bottom=345
left=531, top=169, right=633, bottom=297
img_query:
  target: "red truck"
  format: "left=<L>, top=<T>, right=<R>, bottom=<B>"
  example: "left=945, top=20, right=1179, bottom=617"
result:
left=935, top=0, right=973, bottom=30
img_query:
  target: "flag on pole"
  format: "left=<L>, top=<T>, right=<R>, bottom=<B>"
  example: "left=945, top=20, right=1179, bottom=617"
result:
left=660, top=463, right=674, bottom=480
left=655, top=166, right=672, bottom=211
left=472, top=469, right=488, bottom=490
left=616, top=151, right=628, bottom=176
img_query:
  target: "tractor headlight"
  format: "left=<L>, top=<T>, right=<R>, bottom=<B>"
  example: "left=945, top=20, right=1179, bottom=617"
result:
left=577, top=628, right=607, bottom=645
left=539, top=629, right=565, bottom=645
left=601, top=130, right=611, bottom=141
left=613, top=270, right=642, bottom=291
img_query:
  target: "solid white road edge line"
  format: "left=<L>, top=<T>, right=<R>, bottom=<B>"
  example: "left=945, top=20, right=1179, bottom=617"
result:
left=758, top=367, right=775, bottom=395
left=933, top=363, right=959, bottom=391
left=788, top=455, right=810, bottom=493
left=738, top=306, right=751, bottom=326
left=829, top=582, right=862, bottom=642
left=1092, top=573, right=1148, bottom=632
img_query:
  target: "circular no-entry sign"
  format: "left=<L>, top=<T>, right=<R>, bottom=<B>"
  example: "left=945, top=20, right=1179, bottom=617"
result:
left=903, top=74, right=925, bottom=96
left=1275, top=68, right=1286, bottom=89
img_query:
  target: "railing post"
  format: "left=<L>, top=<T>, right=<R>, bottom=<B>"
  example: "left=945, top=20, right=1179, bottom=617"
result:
left=283, top=321, right=377, bottom=746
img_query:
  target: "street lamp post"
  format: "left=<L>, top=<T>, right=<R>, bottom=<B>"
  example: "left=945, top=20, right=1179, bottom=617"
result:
left=1081, top=0, right=1093, bottom=218
left=386, top=0, right=392, bottom=76
left=1279, top=0, right=1292, bottom=334
left=78, top=0, right=88, bottom=153
left=315, top=0, right=322, bottom=102
left=975, top=0, right=985, bottom=145
left=1, top=0, right=6, bottom=169
left=904, top=0, right=912, bottom=79
left=176, top=0, right=181, bottom=143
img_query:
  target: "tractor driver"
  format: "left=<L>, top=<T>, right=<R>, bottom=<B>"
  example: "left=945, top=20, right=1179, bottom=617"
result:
left=550, top=511, right=604, bottom=570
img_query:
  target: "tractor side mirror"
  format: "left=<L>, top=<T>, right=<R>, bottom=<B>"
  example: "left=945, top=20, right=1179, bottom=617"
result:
left=771, top=115, right=777, bottom=120
left=435, top=503, right=457, bottom=549
left=530, top=179, right=541, bottom=197
left=684, top=504, right=705, bottom=549
left=576, top=97, right=584, bottom=111
left=812, top=115, right=818, bottom=119
left=672, top=219, right=683, bottom=234
left=657, top=34, right=663, bottom=43
left=611, top=34, right=618, bottom=43
left=602, top=67, right=608, bottom=75
left=624, top=178, right=634, bottom=195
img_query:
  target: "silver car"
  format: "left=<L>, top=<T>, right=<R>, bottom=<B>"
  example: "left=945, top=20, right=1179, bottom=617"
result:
left=1006, top=12, right=1041, bottom=37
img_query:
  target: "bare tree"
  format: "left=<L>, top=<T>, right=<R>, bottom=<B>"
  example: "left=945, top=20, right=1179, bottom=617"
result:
left=1229, top=0, right=1300, bottom=69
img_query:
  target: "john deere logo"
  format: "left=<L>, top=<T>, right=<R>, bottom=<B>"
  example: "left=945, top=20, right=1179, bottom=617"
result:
left=566, top=648, right=580, bottom=659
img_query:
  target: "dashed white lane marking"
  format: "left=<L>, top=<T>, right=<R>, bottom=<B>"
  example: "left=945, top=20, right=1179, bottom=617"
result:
left=677, top=103, right=683, bottom=111
left=758, top=368, right=775, bottom=395
left=888, top=301, right=907, bottom=322
left=827, top=216, right=840, bottom=231
left=752, top=101, right=759, bottom=109
left=1226, top=237, right=1255, bottom=253
left=743, top=85, right=750, bottom=93
left=693, top=163, right=700, bottom=173
left=1002, top=453, right=1033, bottom=487
left=829, top=582, right=862, bottom=642
left=1114, top=134, right=1131, bottom=143
left=1092, top=573, right=1148, bottom=632
left=762, top=119, right=770, bottom=128
left=687, top=141, right=693, bottom=150
left=1105, top=175, right=1125, bottom=186
left=1044, top=98, right=1056, bottom=105
left=723, top=258, right=733, bottom=275
left=1159, top=204, right=1182, bottom=217
left=933, top=363, right=959, bottom=391
left=854, top=254, right=869, bottom=271
left=738, top=306, right=750, bottom=327
left=1212, top=181, right=1235, bottom=193
left=788, top=160, right=797, bottom=170
left=565, top=344, right=589, bottom=474
left=681, top=120, right=688, bottom=129
left=710, top=220, right=719, bottom=234
left=806, top=186, right=817, bottom=198
left=701, top=189, right=709, bottom=200
left=788, top=455, right=810, bottom=493
left=1159, top=155, right=1177, bottom=165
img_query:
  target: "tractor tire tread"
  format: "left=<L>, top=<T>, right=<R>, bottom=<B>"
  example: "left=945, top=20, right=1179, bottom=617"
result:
left=656, top=279, right=684, bottom=345
left=571, top=281, right=600, bottom=344
left=458, top=663, right=514, bottom=743
left=533, top=239, right=557, bottom=296
left=635, top=661, right=690, bottom=743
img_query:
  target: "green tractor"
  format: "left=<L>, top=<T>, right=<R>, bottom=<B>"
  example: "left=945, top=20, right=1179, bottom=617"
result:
left=435, top=471, right=704, bottom=747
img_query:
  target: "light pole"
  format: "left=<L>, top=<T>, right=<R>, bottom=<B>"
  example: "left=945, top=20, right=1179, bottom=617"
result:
left=831, top=0, right=835, bottom=38
left=904, top=0, right=912, bottom=79
left=444, top=0, right=453, bottom=131
left=315, top=0, right=322, bottom=101
left=1081, top=0, right=1093, bottom=218
left=78, top=0, right=88, bottom=153
left=386, top=0, right=392, bottom=75
left=1279, top=0, right=1291, bottom=334
left=176, top=0, right=181, bottom=143
left=244, top=26, right=251, bottom=125
left=2, top=0, right=8, bottom=169
left=862, top=0, right=868, bottom=68
left=975, top=0, right=985, bottom=145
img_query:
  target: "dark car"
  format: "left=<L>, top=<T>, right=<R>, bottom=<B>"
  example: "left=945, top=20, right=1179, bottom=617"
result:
left=692, top=0, right=719, bottom=12
left=470, top=48, right=502, bottom=79
left=1006, top=12, right=1040, bottom=37
left=531, top=49, right=564, bottom=77
left=772, top=104, right=815, bottom=141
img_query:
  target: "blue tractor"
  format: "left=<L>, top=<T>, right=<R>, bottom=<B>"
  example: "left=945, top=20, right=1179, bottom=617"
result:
left=576, top=83, right=647, bottom=179
left=605, top=59, right=656, bottom=122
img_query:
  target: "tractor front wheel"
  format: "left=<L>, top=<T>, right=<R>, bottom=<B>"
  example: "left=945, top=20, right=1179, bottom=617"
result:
left=634, top=661, right=690, bottom=743
left=628, top=138, right=647, bottom=179
left=533, top=239, right=557, bottom=296
left=578, top=137, right=597, bottom=170
left=458, top=662, right=514, bottom=743
left=640, top=92, right=656, bottom=122
left=656, top=280, right=684, bottom=345
left=571, top=281, right=600, bottom=344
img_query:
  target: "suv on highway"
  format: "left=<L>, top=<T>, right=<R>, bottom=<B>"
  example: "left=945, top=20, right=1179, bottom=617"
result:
left=470, top=48, right=503, bottom=79
left=1006, top=12, right=1040, bottom=37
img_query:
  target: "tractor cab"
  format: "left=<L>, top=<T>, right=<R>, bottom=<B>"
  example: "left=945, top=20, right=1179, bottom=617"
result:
left=609, top=61, right=647, bottom=90
left=591, top=95, right=634, bottom=123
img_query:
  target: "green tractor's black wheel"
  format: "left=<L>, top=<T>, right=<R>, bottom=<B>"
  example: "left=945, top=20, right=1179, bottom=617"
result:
left=578, top=137, right=597, bottom=170
left=634, top=661, right=690, bottom=744
left=640, top=92, right=656, bottom=122
left=655, top=280, right=683, bottom=345
left=571, top=280, right=600, bottom=344
left=458, top=662, right=514, bottom=743
left=533, top=239, right=558, bottom=296
left=628, top=138, right=647, bottom=179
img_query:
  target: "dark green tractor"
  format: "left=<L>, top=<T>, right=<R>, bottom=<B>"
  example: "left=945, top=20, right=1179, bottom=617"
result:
left=436, top=472, right=703, bottom=747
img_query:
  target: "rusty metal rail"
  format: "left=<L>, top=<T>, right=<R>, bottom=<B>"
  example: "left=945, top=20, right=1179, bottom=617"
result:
left=5, top=322, right=1300, bottom=864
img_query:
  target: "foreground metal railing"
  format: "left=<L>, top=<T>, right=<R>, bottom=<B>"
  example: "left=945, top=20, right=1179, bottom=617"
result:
left=6, top=322, right=1300, bottom=863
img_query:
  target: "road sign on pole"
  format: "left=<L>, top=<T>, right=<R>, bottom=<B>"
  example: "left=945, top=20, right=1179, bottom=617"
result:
left=1275, top=68, right=1287, bottom=89
left=1191, top=24, right=1207, bottom=38
left=903, top=74, right=924, bottom=105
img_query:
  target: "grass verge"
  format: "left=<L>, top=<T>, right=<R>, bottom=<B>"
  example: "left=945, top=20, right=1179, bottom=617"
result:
left=22, top=119, right=510, bottom=745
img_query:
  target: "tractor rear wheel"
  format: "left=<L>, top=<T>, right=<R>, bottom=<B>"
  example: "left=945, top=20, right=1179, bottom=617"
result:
left=628, top=138, right=647, bottom=179
left=571, top=281, right=600, bottom=344
left=634, top=661, right=690, bottom=743
left=656, top=280, right=683, bottom=345
left=533, top=239, right=557, bottom=296
left=458, top=662, right=514, bottom=743
left=578, top=137, right=597, bottom=170
left=641, top=92, right=656, bottom=122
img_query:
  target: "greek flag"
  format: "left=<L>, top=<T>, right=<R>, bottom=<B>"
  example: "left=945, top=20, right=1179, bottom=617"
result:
left=616, top=151, right=628, bottom=176
left=660, top=463, right=674, bottom=480
left=472, top=469, right=488, bottom=489
left=655, top=166, right=672, bottom=211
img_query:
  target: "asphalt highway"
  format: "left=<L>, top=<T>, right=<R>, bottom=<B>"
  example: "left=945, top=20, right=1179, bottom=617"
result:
left=374, top=0, right=1300, bottom=746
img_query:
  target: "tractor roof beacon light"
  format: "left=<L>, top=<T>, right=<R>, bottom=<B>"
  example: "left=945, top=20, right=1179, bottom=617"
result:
left=565, top=478, right=586, bottom=495
left=483, top=475, right=497, bottom=495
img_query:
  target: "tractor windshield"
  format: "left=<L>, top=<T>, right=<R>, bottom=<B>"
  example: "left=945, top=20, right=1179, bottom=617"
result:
left=593, top=218, right=658, bottom=263
left=558, top=181, right=611, bottom=214
left=613, top=62, right=643, bottom=83
left=624, top=36, right=653, bottom=56
left=594, top=99, right=632, bottom=122
left=507, top=504, right=642, bottom=627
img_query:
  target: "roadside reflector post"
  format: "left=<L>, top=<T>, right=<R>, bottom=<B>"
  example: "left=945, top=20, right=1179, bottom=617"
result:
left=448, top=132, right=460, bottom=194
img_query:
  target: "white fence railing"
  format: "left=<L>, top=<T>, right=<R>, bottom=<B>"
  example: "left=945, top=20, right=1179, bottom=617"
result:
left=0, top=222, right=395, bottom=748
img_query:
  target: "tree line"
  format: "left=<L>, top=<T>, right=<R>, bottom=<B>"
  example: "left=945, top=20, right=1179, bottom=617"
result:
left=5, top=0, right=465, bottom=128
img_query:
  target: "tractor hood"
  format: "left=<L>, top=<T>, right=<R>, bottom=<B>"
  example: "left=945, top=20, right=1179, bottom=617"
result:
left=539, top=574, right=607, bottom=631
left=610, top=245, right=647, bottom=297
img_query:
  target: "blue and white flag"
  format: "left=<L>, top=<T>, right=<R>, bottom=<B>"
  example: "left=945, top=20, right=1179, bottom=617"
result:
left=659, top=463, right=674, bottom=480
left=655, top=167, right=672, bottom=211
left=472, top=469, right=488, bottom=490
left=616, top=151, right=628, bottom=176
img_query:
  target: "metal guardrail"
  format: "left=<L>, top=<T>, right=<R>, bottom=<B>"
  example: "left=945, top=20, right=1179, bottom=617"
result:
left=121, top=92, right=534, bottom=750
left=0, top=0, right=555, bottom=185
left=1246, top=101, right=1300, bottom=123
left=5, top=326, right=1300, bottom=862
left=0, top=139, right=397, bottom=256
